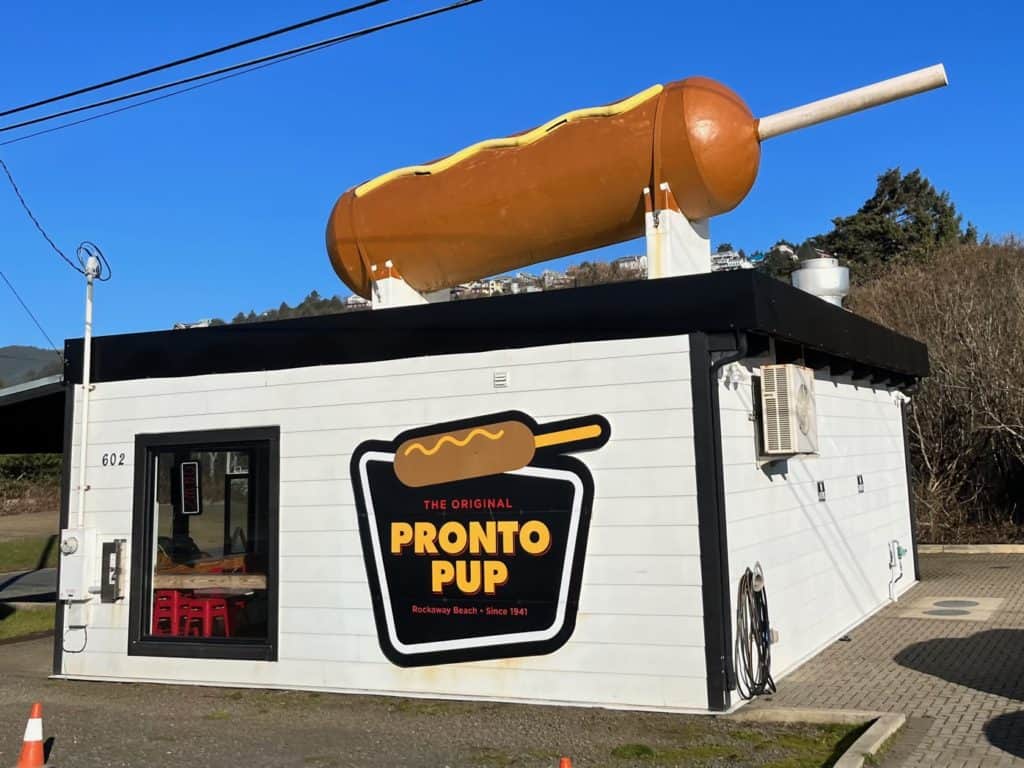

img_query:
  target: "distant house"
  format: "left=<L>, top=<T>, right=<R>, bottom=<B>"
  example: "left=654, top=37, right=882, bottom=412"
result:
left=172, top=319, right=213, bottom=330
left=613, top=255, right=648, bottom=275
left=711, top=250, right=754, bottom=272
left=541, top=270, right=572, bottom=289
left=345, top=295, right=371, bottom=309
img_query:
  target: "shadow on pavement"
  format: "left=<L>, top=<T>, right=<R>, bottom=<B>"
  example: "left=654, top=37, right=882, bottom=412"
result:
left=0, top=534, right=57, bottom=592
left=984, top=711, right=1024, bottom=758
left=895, top=630, right=1024, bottom=758
left=894, top=629, right=1024, bottom=701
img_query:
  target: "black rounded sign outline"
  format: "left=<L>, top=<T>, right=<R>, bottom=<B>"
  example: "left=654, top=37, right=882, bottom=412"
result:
left=350, top=410, right=609, bottom=667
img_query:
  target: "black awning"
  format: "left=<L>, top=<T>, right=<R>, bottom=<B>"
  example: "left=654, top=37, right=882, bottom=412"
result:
left=0, top=375, right=66, bottom=454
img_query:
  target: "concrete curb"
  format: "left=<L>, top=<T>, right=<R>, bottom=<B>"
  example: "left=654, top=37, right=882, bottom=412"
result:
left=917, top=544, right=1024, bottom=557
left=728, top=707, right=906, bottom=768
left=919, top=544, right=1024, bottom=554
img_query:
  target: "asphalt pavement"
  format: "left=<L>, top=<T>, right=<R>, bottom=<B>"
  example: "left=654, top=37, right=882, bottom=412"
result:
left=0, top=568, right=56, bottom=603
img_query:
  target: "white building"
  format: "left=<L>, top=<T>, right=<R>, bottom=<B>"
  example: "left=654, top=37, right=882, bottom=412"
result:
left=711, top=250, right=754, bottom=272
left=0, top=271, right=925, bottom=713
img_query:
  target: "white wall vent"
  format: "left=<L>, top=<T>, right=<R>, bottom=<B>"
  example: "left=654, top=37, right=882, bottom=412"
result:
left=492, top=370, right=509, bottom=389
left=760, top=364, right=819, bottom=455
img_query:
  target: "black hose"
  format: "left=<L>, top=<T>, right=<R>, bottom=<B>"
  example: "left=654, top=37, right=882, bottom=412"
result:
left=735, top=566, right=776, bottom=700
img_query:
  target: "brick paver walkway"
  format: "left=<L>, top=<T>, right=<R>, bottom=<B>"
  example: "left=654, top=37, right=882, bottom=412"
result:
left=751, top=553, right=1024, bottom=767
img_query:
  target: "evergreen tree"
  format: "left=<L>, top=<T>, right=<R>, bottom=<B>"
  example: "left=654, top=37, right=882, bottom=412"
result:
left=811, top=168, right=974, bottom=281
left=757, top=240, right=799, bottom=281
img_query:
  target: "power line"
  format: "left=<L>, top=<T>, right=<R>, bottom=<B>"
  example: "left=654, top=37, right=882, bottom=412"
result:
left=0, top=269, right=63, bottom=360
left=3, top=29, right=378, bottom=148
left=0, top=0, right=483, bottom=138
left=0, top=0, right=393, bottom=121
left=0, top=158, right=82, bottom=274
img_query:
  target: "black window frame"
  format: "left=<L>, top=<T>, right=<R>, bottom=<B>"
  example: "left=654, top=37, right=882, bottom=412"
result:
left=128, top=426, right=280, bottom=661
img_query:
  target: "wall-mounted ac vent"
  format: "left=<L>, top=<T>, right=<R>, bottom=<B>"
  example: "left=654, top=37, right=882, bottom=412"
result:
left=760, top=364, right=818, bottom=455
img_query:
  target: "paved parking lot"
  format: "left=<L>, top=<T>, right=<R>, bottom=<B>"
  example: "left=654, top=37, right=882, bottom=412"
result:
left=3, top=553, right=1022, bottom=766
left=751, top=553, right=1024, bottom=767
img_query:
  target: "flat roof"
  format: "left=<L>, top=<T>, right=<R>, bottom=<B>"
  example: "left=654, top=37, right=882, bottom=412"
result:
left=63, top=271, right=927, bottom=386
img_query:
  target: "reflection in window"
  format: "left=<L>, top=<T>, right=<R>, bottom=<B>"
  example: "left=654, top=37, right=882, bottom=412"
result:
left=149, top=446, right=269, bottom=641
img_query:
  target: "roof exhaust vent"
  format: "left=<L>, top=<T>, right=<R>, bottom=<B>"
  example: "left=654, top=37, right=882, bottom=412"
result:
left=790, top=244, right=849, bottom=307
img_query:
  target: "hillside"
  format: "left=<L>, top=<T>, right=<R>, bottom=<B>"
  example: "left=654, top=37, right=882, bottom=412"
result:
left=0, top=346, right=62, bottom=389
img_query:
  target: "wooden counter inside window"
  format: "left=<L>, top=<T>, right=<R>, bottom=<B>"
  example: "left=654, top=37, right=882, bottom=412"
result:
left=152, top=573, right=267, bottom=590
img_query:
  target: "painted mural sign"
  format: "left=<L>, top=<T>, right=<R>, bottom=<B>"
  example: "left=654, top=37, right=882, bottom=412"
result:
left=351, top=411, right=610, bottom=667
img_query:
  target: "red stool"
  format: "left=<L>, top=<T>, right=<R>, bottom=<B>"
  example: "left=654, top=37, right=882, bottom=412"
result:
left=186, top=597, right=232, bottom=638
left=151, top=590, right=191, bottom=636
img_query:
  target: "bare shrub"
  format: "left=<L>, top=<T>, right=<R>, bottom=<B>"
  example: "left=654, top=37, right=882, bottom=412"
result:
left=849, top=242, right=1024, bottom=542
left=0, top=454, right=61, bottom=517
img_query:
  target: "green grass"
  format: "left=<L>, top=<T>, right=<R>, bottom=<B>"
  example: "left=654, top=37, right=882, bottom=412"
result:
left=0, top=604, right=55, bottom=641
left=0, top=535, right=58, bottom=572
left=611, top=744, right=656, bottom=760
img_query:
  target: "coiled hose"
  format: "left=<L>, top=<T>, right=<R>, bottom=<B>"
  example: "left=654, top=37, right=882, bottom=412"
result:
left=735, top=565, right=776, bottom=700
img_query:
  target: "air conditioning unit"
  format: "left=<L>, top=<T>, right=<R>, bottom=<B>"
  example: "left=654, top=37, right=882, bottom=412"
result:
left=760, top=364, right=819, bottom=455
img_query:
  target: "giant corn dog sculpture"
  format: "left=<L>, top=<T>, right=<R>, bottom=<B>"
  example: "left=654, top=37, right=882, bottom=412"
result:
left=327, top=65, right=947, bottom=303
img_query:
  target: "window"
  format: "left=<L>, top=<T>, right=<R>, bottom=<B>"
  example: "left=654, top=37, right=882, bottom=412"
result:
left=128, top=427, right=279, bottom=660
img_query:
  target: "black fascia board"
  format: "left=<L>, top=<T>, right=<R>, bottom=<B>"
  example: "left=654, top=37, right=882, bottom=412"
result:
left=64, top=271, right=928, bottom=385
left=746, top=271, right=929, bottom=378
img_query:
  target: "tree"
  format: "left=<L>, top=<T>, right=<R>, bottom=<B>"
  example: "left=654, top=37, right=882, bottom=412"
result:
left=716, top=242, right=734, bottom=253
left=756, top=240, right=798, bottom=281
left=811, top=168, right=974, bottom=282
left=850, top=241, right=1024, bottom=540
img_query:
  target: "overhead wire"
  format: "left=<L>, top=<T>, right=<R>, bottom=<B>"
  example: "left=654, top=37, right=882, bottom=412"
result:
left=3, top=23, right=386, bottom=148
left=0, top=269, right=63, bottom=360
left=0, top=0, right=394, bottom=120
left=0, top=158, right=82, bottom=274
left=0, top=0, right=483, bottom=138
left=0, top=0, right=479, bottom=349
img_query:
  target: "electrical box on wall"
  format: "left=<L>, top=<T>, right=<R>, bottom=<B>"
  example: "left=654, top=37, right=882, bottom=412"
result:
left=101, top=539, right=127, bottom=603
left=58, top=527, right=97, bottom=601
left=760, top=364, right=819, bottom=455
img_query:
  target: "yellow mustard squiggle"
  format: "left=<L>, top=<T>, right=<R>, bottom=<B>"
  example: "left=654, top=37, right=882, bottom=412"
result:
left=403, top=428, right=505, bottom=457
left=355, top=84, right=664, bottom=197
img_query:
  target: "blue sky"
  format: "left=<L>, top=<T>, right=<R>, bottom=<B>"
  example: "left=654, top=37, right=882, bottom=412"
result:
left=0, top=0, right=1020, bottom=348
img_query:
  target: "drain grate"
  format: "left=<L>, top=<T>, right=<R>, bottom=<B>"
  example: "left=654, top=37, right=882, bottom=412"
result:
left=895, top=596, right=1004, bottom=622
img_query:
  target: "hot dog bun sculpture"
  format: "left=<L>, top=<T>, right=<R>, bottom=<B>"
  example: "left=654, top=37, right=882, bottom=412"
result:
left=327, top=65, right=947, bottom=300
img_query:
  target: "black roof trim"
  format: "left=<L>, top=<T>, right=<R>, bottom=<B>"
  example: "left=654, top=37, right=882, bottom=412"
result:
left=64, top=271, right=928, bottom=386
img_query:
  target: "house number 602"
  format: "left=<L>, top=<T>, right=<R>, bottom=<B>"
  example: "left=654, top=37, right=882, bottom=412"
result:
left=101, top=452, right=126, bottom=467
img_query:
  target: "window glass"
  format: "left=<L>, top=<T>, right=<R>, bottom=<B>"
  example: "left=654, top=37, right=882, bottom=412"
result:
left=148, top=446, right=269, bottom=642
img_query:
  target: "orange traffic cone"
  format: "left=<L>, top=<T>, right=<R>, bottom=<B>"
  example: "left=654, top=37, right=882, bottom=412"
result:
left=558, top=758, right=572, bottom=768
left=16, top=702, right=45, bottom=768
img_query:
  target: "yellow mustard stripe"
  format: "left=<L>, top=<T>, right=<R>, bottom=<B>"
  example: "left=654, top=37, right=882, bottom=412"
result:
left=533, top=424, right=603, bottom=449
left=355, top=83, right=664, bottom=197
left=403, top=428, right=505, bottom=457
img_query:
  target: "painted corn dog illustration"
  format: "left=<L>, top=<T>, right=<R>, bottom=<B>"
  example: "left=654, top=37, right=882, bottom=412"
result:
left=394, top=416, right=608, bottom=487
left=327, top=66, right=947, bottom=299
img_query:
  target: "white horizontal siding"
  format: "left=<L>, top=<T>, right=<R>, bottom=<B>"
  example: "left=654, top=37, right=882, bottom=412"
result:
left=721, top=363, right=914, bottom=687
left=62, top=334, right=708, bottom=712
